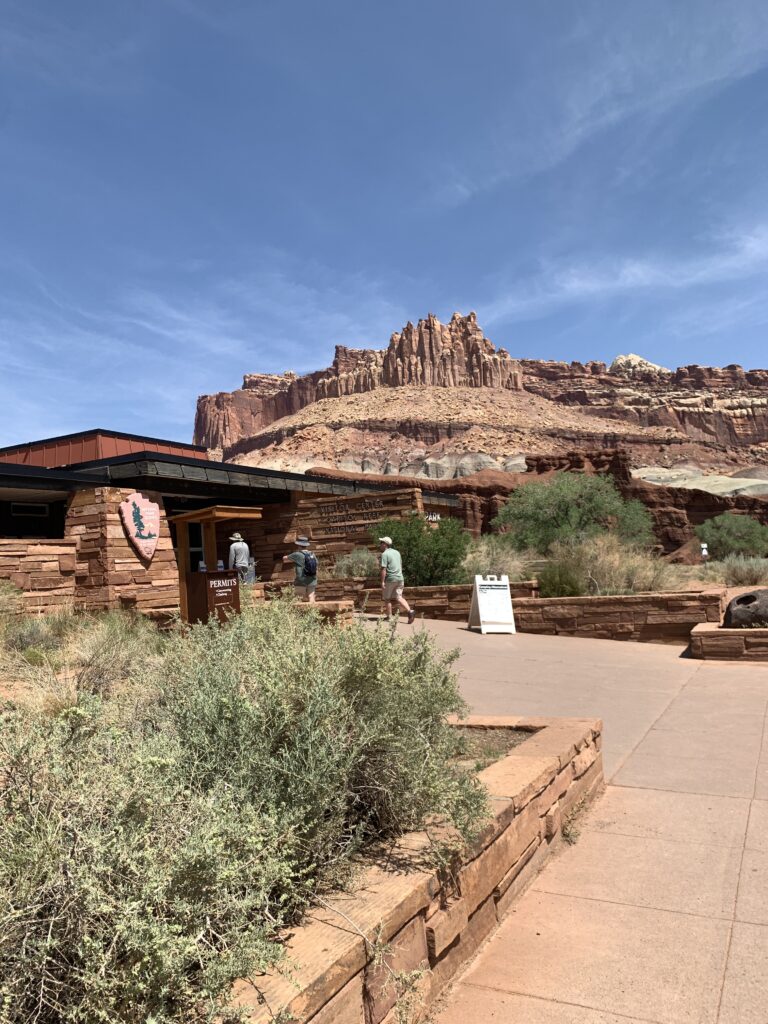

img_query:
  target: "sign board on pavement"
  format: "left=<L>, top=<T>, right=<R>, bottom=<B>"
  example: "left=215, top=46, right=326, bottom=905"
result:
left=468, top=574, right=516, bottom=634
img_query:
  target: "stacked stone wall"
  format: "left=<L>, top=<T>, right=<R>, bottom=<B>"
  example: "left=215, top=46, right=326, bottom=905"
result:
left=232, top=716, right=603, bottom=1024
left=65, top=488, right=180, bottom=614
left=0, top=539, right=77, bottom=613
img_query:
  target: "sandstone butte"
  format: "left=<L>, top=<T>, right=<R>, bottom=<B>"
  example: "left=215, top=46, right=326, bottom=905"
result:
left=194, top=312, right=768, bottom=487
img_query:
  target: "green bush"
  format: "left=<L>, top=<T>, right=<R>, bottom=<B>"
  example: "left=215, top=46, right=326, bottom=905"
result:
left=461, top=536, right=528, bottom=582
left=538, top=535, right=673, bottom=598
left=696, top=513, right=768, bottom=560
left=0, top=603, right=486, bottom=1022
left=492, top=473, right=654, bottom=554
left=332, top=546, right=379, bottom=578
left=538, top=559, right=585, bottom=597
left=372, top=514, right=471, bottom=586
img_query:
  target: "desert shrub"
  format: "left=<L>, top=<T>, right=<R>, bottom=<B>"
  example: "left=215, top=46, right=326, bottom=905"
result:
left=0, top=603, right=486, bottom=1023
left=538, top=560, right=586, bottom=597
left=333, top=546, right=379, bottom=578
left=492, top=473, right=654, bottom=554
left=3, top=605, right=79, bottom=654
left=704, top=555, right=768, bottom=587
left=461, top=536, right=528, bottom=582
left=373, top=514, right=471, bottom=586
left=0, top=579, right=22, bottom=617
left=538, top=535, right=673, bottom=598
left=696, top=513, right=768, bottom=560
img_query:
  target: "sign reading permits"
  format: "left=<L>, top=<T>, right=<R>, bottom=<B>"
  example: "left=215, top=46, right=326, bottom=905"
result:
left=468, top=575, right=516, bottom=635
left=119, top=492, right=160, bottom=561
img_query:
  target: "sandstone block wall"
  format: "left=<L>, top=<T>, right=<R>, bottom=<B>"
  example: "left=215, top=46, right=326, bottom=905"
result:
left=0, top=539, right=77, bottom=613
left=513, top=589, right=725, bottom=642
left=232, top=716, right=603, bottom=1024
left=214, top=489, right=429, bottom=585
left=690, top=622, right=768, bottom=660
left=65, top=488, right=180, bottom=614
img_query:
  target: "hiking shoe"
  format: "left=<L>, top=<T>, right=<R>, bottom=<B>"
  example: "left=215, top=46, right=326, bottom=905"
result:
left=407, top=608, right=416, bottom=625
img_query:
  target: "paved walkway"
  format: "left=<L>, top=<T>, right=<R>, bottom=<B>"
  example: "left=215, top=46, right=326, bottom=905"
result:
left=399, top=623, right=768, bottom=1024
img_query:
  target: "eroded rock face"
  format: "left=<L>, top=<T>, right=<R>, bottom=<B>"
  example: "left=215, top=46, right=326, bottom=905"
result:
left=194, top=312, right=768, bottom=488
left=194, top=313, right=523, bottom=450
left=521, top=358, right=768, bottom=448
left=724, top=590, right=768, bottom=628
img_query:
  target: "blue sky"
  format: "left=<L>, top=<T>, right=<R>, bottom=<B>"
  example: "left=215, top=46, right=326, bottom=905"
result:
left=2, top=0, right=768, bottom=445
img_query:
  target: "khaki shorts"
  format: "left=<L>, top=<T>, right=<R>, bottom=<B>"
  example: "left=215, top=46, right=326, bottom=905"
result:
left=382, top=580, right=404, bottom=601
left=295, top=579, right=317, bottom=597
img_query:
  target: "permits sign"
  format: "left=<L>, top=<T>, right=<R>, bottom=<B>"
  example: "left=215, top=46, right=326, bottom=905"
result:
left=468, top=575, right=516, bottom=635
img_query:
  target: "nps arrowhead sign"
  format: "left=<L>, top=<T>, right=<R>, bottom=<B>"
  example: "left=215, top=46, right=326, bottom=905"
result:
left=119, top=492, right=161, bottom=561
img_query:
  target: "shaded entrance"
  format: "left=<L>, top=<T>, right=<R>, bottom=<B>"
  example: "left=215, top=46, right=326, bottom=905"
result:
left=169, top=505, right=263, bottom=622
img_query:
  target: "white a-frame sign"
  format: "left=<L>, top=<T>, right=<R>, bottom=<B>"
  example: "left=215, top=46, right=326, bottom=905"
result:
left=468, top=575, right=516, bottom=634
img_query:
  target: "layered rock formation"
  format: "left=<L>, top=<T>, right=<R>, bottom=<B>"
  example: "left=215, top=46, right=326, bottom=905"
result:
left=521, top=359, right=768, bottom=448
left=195, top=313, right=523, bottom=451
left=194, top=312, right=768, bottom=485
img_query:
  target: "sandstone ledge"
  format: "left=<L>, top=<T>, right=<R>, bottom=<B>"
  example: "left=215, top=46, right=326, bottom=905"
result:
left=690, top=621, right=768, bottom=660
left=231, top=716, right=603, bottom=1024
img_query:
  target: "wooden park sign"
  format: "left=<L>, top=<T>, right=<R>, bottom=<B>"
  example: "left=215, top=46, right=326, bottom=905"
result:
left=119, top=492, right=160, bottom=561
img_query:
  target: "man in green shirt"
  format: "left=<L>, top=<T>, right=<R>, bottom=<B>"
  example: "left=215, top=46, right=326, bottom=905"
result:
left=379, top=536, right=415, bottom=623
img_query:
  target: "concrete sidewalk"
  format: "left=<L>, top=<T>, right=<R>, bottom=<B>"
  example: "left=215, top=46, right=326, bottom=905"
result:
left=399, top=623, right=768, bottom=1024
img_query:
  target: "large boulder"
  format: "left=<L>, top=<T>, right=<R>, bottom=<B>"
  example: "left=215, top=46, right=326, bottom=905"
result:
left=724, top=589, right=768, bottom=628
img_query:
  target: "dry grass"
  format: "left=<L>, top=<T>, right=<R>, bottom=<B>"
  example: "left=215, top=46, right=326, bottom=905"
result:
left=539, top=535, right=674, bottom=598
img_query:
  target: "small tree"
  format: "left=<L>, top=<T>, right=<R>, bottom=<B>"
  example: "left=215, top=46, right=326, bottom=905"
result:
left=492, top=473, right=654, bottom=554
left=372, top=514, right=471, bottom=586
left=696, top=513, right=768, bottom=560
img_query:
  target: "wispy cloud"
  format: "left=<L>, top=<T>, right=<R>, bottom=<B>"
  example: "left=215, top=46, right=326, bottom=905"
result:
left=0, top=254, right=407, bottom=446
left=432, top=0, right=768, bottom=206
left=0, top=3, right=146, bottom=94
left=480, top=225, right=768, bottom=326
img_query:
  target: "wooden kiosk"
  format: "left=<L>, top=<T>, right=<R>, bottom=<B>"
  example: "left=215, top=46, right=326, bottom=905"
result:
left=169, top=505, right=262, bottom=623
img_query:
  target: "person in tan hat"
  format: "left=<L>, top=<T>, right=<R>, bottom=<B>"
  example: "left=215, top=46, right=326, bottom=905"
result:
left=228, top=532, right=250, bottom=582
left=379, top=536, right=415, bottom=623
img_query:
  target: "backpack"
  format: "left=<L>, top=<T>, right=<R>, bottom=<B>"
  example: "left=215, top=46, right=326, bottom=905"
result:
left=302, top=551, right=318, bottom=577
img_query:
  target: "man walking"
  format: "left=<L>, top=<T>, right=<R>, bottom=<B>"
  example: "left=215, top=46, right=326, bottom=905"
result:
left=283, top=536, right=318, bottom=603
left=379, top=536, right=415, bottom=623
left=228, top=531, right=250, bottom=583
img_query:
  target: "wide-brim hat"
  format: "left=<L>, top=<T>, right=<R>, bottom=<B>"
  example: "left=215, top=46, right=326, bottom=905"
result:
left=295, top=536, right=311, bottom=547
left=378, top=536, right=393, bottom=545
left=229, top=532, right=244, bottom=541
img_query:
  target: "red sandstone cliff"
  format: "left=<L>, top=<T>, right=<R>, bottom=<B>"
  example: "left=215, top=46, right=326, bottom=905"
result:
left=194, top=313, right=523, bottom=450
left=194, top=312, right=768, bottom=481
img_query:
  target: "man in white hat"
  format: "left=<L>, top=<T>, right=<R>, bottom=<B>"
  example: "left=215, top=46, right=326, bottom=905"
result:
left=379, top=536, right=415, bottom=623
left=282, top=536, right=318, bottom=602
left=228, top=532, right=250, bottom=582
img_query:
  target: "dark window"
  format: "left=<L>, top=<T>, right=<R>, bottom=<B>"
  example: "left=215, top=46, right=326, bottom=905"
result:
left=11, top=502, right=49, bottom=518
left=0, top=500, right=66, bottom=539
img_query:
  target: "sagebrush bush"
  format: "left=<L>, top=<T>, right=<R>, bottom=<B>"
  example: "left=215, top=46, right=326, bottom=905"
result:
left=538, top=535, right=673, bottom=598
left=704, top=555, right=768, bottom=587
left=0, top=603, right=486, bottom=1022
left=461, top=536, right=528, bottom=582
left=332, top=546, right=379, bottom=578
left=0, top=579, right=22, bottom=617
left=492, top=473, right=654, bottom=553
left=696, top=512, right=768, bottom=560
left=372, top=514, right=471, bottom=586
